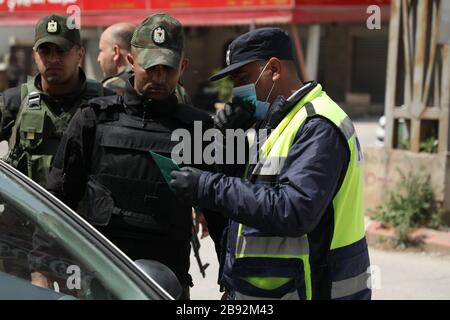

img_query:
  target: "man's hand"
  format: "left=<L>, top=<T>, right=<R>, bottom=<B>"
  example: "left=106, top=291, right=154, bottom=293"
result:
left=193, top=208, right=209, bottom=239
left=170, top=167, right=204, bottom=205
left=214, top=97, right=255, bottom=131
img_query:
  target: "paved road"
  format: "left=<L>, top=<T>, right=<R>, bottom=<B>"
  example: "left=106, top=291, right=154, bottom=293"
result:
left=190, top=231, right=223, bottom=300
left=370, top=248, right=450, bottom=300
left=354, top=118, right=381, bottom=147
left=189, top=235, right=450, bottom=300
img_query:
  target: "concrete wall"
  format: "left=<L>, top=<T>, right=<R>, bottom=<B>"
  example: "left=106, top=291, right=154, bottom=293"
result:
left=363, top=146, right=450, bottom=223
left=318, top=24, right=388, bottom=118
left=182, top=26, right=249, bottom=97
left=320, top=24, right=352, bottom=103
left=80, top=27, right=103, bottom=80
left=0, top=26, right=34, bottom=58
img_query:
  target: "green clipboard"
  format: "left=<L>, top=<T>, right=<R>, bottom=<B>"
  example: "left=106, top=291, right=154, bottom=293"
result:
left=149, top=151, right=180, bottom=189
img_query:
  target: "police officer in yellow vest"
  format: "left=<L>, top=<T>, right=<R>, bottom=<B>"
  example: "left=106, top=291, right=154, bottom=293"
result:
left=0, top=14, right=110, bottom=187
left=170, top=28, right=371, bottom=300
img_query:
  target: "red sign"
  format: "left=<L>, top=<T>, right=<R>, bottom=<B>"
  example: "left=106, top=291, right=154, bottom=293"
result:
left=299, top=0, right=390, bottom=4
left=0, top=0, right=390, bottom=13
left=0, top=0, right=296, bottom=13
left=0, top=0, right=390, bottom=26
left=151, top=0, right=294, bottom=10
left=0, top=0, right=80, bottom=13
left=83, top=0, right=147, bottom=12
left=0, top=0, right=148, bottom=13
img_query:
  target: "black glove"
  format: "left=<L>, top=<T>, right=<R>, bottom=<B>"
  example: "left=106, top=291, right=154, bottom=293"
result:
left=214, top=97, right=255, bottom=131
left=169, top=167, right=204, bottom=205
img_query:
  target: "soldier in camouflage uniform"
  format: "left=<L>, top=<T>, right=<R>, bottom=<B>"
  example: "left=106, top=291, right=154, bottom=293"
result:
left=98, top=22, right=192, bottom=103
left=0, top=14, right=112, bottom=187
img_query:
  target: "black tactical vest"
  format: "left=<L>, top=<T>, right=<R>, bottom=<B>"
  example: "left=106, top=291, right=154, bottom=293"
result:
left=6, top=78, right=105, bottom=187
left=84, top=96, right=212, bottom=240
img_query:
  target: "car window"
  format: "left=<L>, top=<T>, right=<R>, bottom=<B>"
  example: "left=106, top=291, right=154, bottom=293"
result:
left=0, top=166, right=160, bottom=300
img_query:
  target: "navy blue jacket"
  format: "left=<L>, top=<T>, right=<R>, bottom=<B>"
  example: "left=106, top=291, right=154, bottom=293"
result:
left=197, top=116, right=351, bottom=271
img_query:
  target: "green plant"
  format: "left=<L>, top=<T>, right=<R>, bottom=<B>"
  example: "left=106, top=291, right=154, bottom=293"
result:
left=210, top=68, right=233, bottom=102
left=420, top=136, right=438, bottom=153
left=372, top=169, right=442, bottom=246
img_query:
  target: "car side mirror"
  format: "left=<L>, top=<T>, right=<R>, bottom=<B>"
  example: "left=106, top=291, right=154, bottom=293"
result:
left=134, top=259, right=182, bottom=300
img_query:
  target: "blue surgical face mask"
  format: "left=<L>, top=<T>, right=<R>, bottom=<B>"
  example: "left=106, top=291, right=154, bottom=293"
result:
left=232, top=62, right=276, bottom=121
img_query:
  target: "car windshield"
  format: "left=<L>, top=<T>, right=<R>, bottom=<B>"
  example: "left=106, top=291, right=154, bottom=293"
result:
left=0, top=163, right=157, bottom=300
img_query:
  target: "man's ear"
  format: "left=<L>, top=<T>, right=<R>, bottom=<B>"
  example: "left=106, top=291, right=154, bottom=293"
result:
left=179, top=57, right=189, bottom=76
left=126, top=53, right=134, bottom=69
left=32, top=48, right=38, bottom=63
left=78, top=46, right=85, bottom=66
left=113, top=45, right=121, bottom=62
left=269, top=57, right=282, bottom=82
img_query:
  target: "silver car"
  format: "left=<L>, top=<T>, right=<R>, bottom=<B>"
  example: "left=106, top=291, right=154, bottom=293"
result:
left=0, top=161, right=181, bottom=300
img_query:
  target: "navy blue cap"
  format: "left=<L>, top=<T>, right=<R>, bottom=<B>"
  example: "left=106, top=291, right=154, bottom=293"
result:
left=210, top=27, right=293, bottom=81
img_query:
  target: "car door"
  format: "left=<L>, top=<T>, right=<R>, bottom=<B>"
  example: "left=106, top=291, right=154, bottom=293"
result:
left=0, top=160, right=174, bottom=300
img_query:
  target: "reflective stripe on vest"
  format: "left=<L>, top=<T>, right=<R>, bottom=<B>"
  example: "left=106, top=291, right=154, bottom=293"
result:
left=236, top=233, right=309, bottom=258
left=230, top=83, right=368, bottom=300
left=331, top=271, right=371, bottom=299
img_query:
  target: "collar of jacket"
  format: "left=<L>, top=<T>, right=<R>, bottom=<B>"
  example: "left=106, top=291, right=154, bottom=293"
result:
left=32, top=67, right=89, bottom=112
left=123, top=75, right=178, bottom=119
left=33, top=67, right=87, bottom=97
left=260, top=81, right=318, bottom=130
left=101, top=64, right=133, bottom=84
